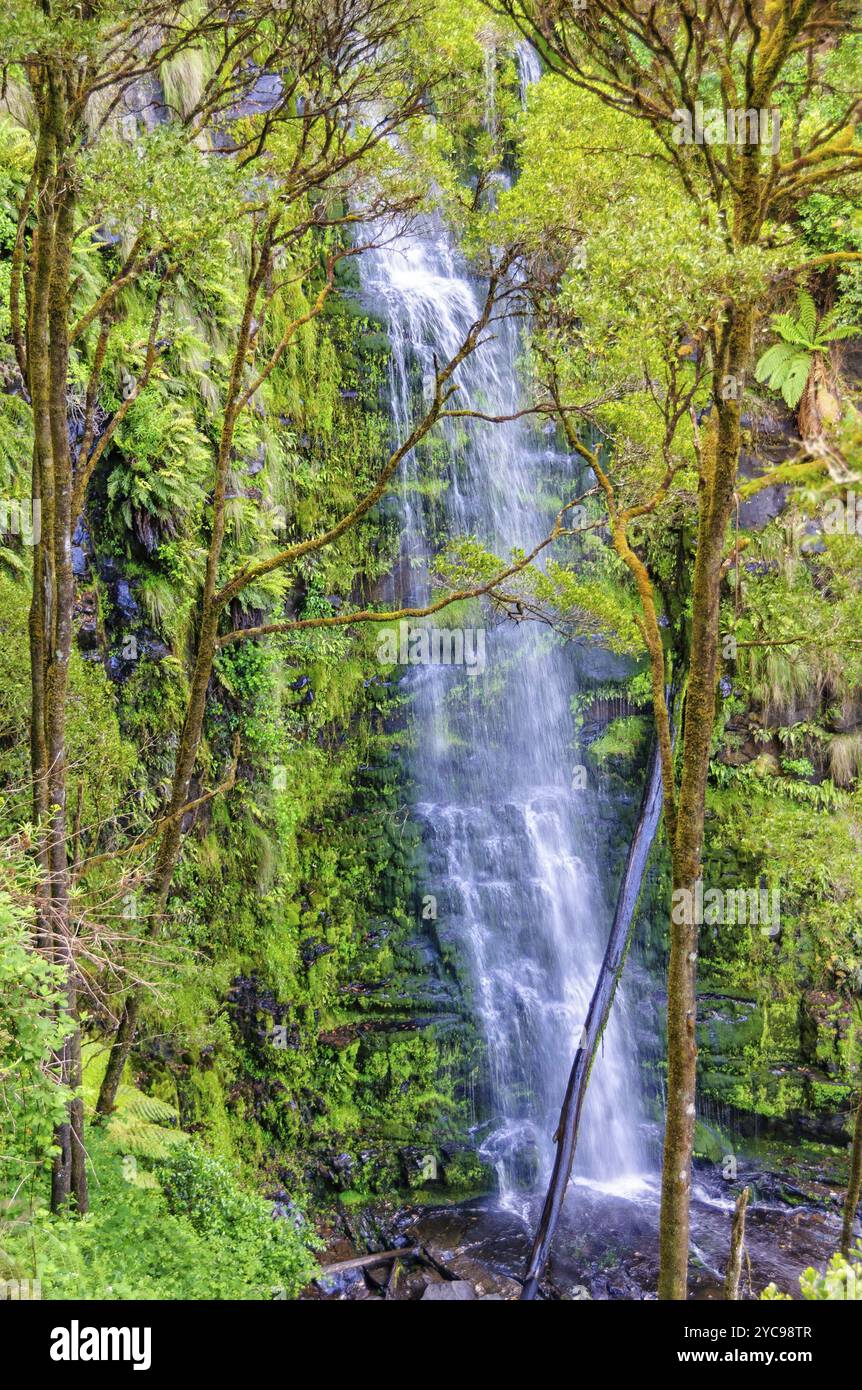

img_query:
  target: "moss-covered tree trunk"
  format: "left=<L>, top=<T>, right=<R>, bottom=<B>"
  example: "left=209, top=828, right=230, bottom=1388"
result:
left=842, top=1087, right=862, bottom=1257
left=658, top=306, right=753, bottom=1298
left=26, top=63, right=89, bottom=1214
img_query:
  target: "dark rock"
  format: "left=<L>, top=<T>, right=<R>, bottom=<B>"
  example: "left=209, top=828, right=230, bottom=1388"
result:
left=300, top=938, right=335, bottom=967
left=314, top=1266, right=366, bottom=1298
left=400, top=1146, right=439, bottom=1187
left=245, top=444, right=266, bottom=476
left=737, top=451, right=789, bottom=530
left=115, top=577, right=139, bottom=620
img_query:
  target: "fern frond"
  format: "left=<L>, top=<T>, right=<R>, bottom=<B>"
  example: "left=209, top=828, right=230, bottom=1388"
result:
left=0, top=546, right=25, bottom=574
left=122, top=1093, right=181, bottom=1126
left=106, top=1115, right=186, bottom=1160
left=772, top=312, right=803, bottom=344
left=128, top=1167, right=162, bottom=1190
left=755, top=342, right=796, bottom=383
left=796, top=289, right=817, bottom=341
left=821, top=323, right=861, bottom=344
left=781, top=354, right=812, bottom=408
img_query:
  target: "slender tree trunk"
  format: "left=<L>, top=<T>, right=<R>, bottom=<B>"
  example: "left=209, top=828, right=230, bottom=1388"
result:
left=26, top=66, right=88, bottom=1213
left=27, top=106, right=57, bottom=955
left=95, top=994, right=140, bottom=1119
left=724, top=1186, right=750, bottom=1300
left=658, top=309, right=753, bottom=1299
left=658, top=863, right=700, bottom=1298
left=841, top=1088, right=862, bottom=1257
left=95, top=619, right=221, bottom=1115
left=93, top=637, right=214, bottom=1116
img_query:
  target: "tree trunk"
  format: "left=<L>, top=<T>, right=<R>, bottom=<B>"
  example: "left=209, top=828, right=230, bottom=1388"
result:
left=841, top=1088, right=862, bottom=1257
left=659, top=309, right=753, bottom=1299
left=657, top=863, right=700, bottom=1299
left=94, top=625, right=216, bottom=1115
left=47, top=158, right=85, bottom=1211
left=724, top=1186, right=750, bottom=1300
left=521, top=726, right=666, bottom=1299
left=25, top=65, right=88, bottom=1214
left=95, top=994, right=140, bottom=1119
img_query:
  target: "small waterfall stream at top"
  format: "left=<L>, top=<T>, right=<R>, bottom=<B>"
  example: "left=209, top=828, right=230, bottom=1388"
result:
left=360, top=71, right=646, bottom=1209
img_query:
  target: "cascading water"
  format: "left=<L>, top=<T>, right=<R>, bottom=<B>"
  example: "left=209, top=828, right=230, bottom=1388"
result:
left=361, top=194, right=646, bottom=1207
left=515, top=40, right=543, bottom=105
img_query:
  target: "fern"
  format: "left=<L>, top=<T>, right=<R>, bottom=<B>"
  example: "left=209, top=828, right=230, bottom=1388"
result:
left=796, top=289, right=817, bottom=342
left=104, top=1087, right=187, bottom=1170
left=81, top=1049, right=187, bottom=1177
left=755, top=288, right=861, bottom=408
left=106, top=1114, right=185, bottom=1161
left=114, top=1088, right=182, bottom=1125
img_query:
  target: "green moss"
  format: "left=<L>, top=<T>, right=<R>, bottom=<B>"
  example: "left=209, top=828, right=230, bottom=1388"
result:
left=589, top=715, right=649, bottom=765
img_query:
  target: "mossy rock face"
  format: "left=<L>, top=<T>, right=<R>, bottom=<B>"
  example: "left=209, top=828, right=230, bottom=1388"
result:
left=626, top=698, right=862, bottom=1146
left=693, top=1118, right=734, bottom=1164
left=358, top=328, right=391, bottom=359
left=588, top=715, right=649, bottom=767
left=440, top=1146, right=496, bottom=1194
left=697, top=993, right=762, bottom=1059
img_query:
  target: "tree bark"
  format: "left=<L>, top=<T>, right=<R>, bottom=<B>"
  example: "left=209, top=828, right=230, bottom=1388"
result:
left=841, top=1089, right=862, bottom=1258
left=26, top=62, right=89, bottom=1215
left=724, top=1186, right=750, bottom=1300
left=658, top=311, right=753, bottom=1300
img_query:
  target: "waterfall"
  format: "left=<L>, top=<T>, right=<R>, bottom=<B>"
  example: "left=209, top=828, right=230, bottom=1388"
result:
left=361, top=219, right=645, bottom=1204
left=515, top=41, right=542, bottom=106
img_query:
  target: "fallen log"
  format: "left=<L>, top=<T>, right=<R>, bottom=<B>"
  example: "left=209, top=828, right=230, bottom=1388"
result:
left=315, top=1245, right=420, bottom=1277
left=520, top=727, right=666, bottom=1300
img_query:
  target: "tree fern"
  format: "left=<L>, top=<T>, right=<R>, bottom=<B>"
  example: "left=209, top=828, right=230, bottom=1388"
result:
left=114, top=1088, right=182, bottom=1125
left=755, top=288, right=860, bottom=409
left=107, top=1116, right=185, bottom=1162
left=105, top=1087, right=187, bottom=1166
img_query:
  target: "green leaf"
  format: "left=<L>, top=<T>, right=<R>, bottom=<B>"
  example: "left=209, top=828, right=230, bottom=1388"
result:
left=755, top=342, right=795, bottom=383
left=821, top=323, right=861, bottom=343
left=772, top=312, right=804, bottom=345
left=796, top=288, right=817, bottom=340
left=781, top=354, right=812, bottom=408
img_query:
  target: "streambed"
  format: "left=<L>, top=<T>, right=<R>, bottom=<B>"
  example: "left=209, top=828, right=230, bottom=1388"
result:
left=306, top=1157, right=849, bottom=1301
